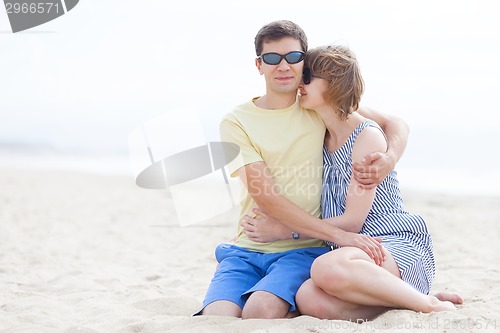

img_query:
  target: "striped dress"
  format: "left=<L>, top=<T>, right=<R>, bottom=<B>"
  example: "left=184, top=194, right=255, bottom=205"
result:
left=322, top=120, right=435, bottom=294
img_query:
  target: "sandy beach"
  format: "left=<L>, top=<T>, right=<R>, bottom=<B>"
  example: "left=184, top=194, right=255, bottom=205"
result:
left=1, top=167, right=499, bottom=332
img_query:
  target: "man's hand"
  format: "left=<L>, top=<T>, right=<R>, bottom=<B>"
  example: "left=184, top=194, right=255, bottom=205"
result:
left=352, top=151, right=395, bottom=189
left=241, top=208, right=291, bottom=243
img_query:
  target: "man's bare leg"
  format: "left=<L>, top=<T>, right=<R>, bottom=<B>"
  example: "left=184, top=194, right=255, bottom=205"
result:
left=202, top=300, right=242, bottom=317
left=242, top=291, right=291, bottom=319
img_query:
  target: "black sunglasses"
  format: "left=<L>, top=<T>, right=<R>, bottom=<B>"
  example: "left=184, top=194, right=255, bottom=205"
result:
left=302, top=68, right=322, bottom=85
left=258, top=51, right=305, bottom=65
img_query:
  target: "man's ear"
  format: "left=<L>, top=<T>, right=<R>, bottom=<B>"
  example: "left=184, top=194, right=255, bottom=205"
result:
left=255, top=58, right=263, bottom=75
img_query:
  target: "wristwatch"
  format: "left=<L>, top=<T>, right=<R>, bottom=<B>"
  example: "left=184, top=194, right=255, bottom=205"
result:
left=291, top=231, right=300, bottom=240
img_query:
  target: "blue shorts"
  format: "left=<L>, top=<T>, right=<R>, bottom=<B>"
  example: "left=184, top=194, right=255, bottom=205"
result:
left=197, top=243, right=330, bottom=314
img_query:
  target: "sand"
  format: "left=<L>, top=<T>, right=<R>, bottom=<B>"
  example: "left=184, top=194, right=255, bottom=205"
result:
left=1, top=167, right=499, bottom=332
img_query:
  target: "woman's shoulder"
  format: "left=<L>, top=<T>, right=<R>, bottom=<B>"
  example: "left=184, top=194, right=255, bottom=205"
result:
left=351, top=121, right=388, bottom=163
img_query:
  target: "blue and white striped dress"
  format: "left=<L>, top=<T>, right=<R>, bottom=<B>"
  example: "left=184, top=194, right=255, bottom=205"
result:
left=322, top=120, right=435, bottom=294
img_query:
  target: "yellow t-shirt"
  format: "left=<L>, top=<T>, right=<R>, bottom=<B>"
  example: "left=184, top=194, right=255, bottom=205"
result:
left=220, top=97, right=326, bottom=252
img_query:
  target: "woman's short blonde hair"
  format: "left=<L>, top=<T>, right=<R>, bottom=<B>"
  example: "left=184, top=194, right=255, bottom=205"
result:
left=305, top=45, right=364, bottom=120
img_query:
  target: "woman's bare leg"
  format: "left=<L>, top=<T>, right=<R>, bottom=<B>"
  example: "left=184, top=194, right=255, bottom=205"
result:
left=310, top=247, right=456, bottom=313
left=296, top=279, right=388, bottom=321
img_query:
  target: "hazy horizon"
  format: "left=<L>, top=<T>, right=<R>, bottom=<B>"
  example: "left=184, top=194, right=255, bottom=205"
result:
left=1, top=0, right=499, bottom=195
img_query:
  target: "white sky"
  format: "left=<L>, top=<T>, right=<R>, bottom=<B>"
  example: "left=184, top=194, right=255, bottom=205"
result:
left=1, top=0, right=499, bottom=154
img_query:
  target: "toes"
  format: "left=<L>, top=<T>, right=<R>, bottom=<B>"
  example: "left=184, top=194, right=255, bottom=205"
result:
left=434, top=291, right=464, bottom=305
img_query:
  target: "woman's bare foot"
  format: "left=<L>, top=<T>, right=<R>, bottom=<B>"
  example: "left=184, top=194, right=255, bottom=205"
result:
left=434, top=291, right=464, bottom=305
left=427, top=296, right=457, bottom=312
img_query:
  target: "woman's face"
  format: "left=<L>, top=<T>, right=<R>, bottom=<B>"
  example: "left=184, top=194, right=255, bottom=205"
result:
left=298, top=74, right=328, bottom=111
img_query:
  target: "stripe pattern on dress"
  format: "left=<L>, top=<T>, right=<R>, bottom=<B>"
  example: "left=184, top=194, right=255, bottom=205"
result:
left=321, top=120, right=435, bottom=294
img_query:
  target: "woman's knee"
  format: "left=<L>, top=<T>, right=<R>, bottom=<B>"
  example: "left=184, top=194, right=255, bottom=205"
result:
left=311, top=251, right=351, bottom=291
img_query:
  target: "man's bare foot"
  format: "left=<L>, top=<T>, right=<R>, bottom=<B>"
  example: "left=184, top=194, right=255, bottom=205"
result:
left=434, top=291, right=464, bottom=305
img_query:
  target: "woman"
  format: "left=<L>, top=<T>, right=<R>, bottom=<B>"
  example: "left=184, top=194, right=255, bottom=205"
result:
left=241, top=45, right=462, bottom=320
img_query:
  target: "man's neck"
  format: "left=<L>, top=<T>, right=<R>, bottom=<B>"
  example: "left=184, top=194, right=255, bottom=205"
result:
left=253, top=92, right=297, bottom=110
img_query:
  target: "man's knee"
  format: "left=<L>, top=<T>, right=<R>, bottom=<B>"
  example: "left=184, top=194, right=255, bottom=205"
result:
left=242, top=291, right=290, bottom=319
left=201, top=300, right=242, bottom=317
left=297, top=279, right=328, bottom=318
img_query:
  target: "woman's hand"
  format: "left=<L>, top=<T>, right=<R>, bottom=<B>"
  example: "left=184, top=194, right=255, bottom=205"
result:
left=241, top=208, right=291, bottom=243
left=335, top=230, right=385, bottom=266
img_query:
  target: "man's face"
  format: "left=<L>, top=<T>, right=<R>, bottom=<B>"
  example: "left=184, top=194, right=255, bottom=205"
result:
left=256, top=37, right=304, bottom=95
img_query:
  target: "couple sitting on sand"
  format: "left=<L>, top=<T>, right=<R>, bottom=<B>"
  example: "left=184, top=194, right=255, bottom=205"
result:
left=196, top=20, right=463, bottom=320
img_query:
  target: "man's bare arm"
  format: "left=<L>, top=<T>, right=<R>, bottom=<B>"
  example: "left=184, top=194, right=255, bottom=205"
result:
left=355, top=106, right=409, bottom=188
left=237, top=161, right=385, bottom=264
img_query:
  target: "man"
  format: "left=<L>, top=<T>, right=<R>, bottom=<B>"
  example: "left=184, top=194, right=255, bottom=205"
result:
left=198, top=20, right=409, bottom=319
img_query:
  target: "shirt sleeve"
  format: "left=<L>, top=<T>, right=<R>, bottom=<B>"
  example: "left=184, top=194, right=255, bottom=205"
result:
left=219, top=115, right=263, bottom=177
